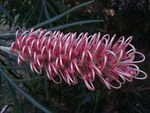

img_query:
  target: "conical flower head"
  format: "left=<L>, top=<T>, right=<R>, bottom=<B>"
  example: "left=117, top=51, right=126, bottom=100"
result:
left=11, top=29, right=147, bottom=90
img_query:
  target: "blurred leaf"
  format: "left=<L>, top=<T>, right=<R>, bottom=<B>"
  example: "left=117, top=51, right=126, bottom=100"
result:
left=0, top=52, right=20, bottom=79
left=43, top=0, right=50, bottom=19
left=93, top=91, right=100, bottom=112
left=0, top=32, right=15, bottom=39
left=0, top=68, right=53, bottom=113
left=0, top=4, right=13, bottom=22
left=0, top=65, right=28, bottom=70
left=12, top=76, right=46, bottom=83
left=44, top=74, right=49, bottom=101
left=45, top=0, right=57, bottom=15
left=0, top=19, right=103, bottom=39
left=0, top=73, right=1, bottom=90
left=42, top=0, right=52, bottom=28
left=132, top=107, right=143, bottom=113
left=37, top=1, right=44, bottom=24
left=8, top=82, right=20, bottom=113
left=31, top=0, right=94, bottom=29
left=49, top=19, right=103, bottom=30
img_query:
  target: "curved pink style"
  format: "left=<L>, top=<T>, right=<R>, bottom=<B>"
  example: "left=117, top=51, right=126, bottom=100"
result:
left=11, top=28, right=147, bottom=90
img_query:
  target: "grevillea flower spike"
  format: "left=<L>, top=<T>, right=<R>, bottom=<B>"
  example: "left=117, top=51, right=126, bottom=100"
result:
left=10, top=28, right=147, bottom=90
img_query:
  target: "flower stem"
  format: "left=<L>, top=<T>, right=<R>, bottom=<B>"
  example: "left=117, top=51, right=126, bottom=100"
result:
left=0, top=46, right=11, bottom=51
left=0, top=46, right=17, bottom=56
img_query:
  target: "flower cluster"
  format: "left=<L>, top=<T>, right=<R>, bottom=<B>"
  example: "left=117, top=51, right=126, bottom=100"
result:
left=11, top=28, right=147, bottom=90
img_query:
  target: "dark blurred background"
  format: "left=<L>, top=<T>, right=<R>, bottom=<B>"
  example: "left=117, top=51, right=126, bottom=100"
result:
left=0, top=0, right=150, bottom=113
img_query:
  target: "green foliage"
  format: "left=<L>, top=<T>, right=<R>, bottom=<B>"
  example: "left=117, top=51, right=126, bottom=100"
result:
left=0, top=0, right=150, bottom=113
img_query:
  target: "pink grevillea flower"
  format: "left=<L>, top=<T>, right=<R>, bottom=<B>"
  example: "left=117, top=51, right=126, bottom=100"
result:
left=11, top=28, right=147, bottom=90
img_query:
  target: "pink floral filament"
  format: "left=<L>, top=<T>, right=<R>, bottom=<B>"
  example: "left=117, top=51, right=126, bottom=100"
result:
left=11, top=28, right=147, bottom=90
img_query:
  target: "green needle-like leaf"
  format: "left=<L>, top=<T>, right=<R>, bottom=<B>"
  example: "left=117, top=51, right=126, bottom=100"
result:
left=0, top=4, right=13, bottom=22
left=31, top=0, right=94, bottom=29
left=48, top=19, right=103, bottom=30
left=8, top=82, right=20, bottom=113
left=0, top=68, right=53, bottom=113
left=12, top=76, right=47, bottom=83
left=0, top=32, right=15, bottom=39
